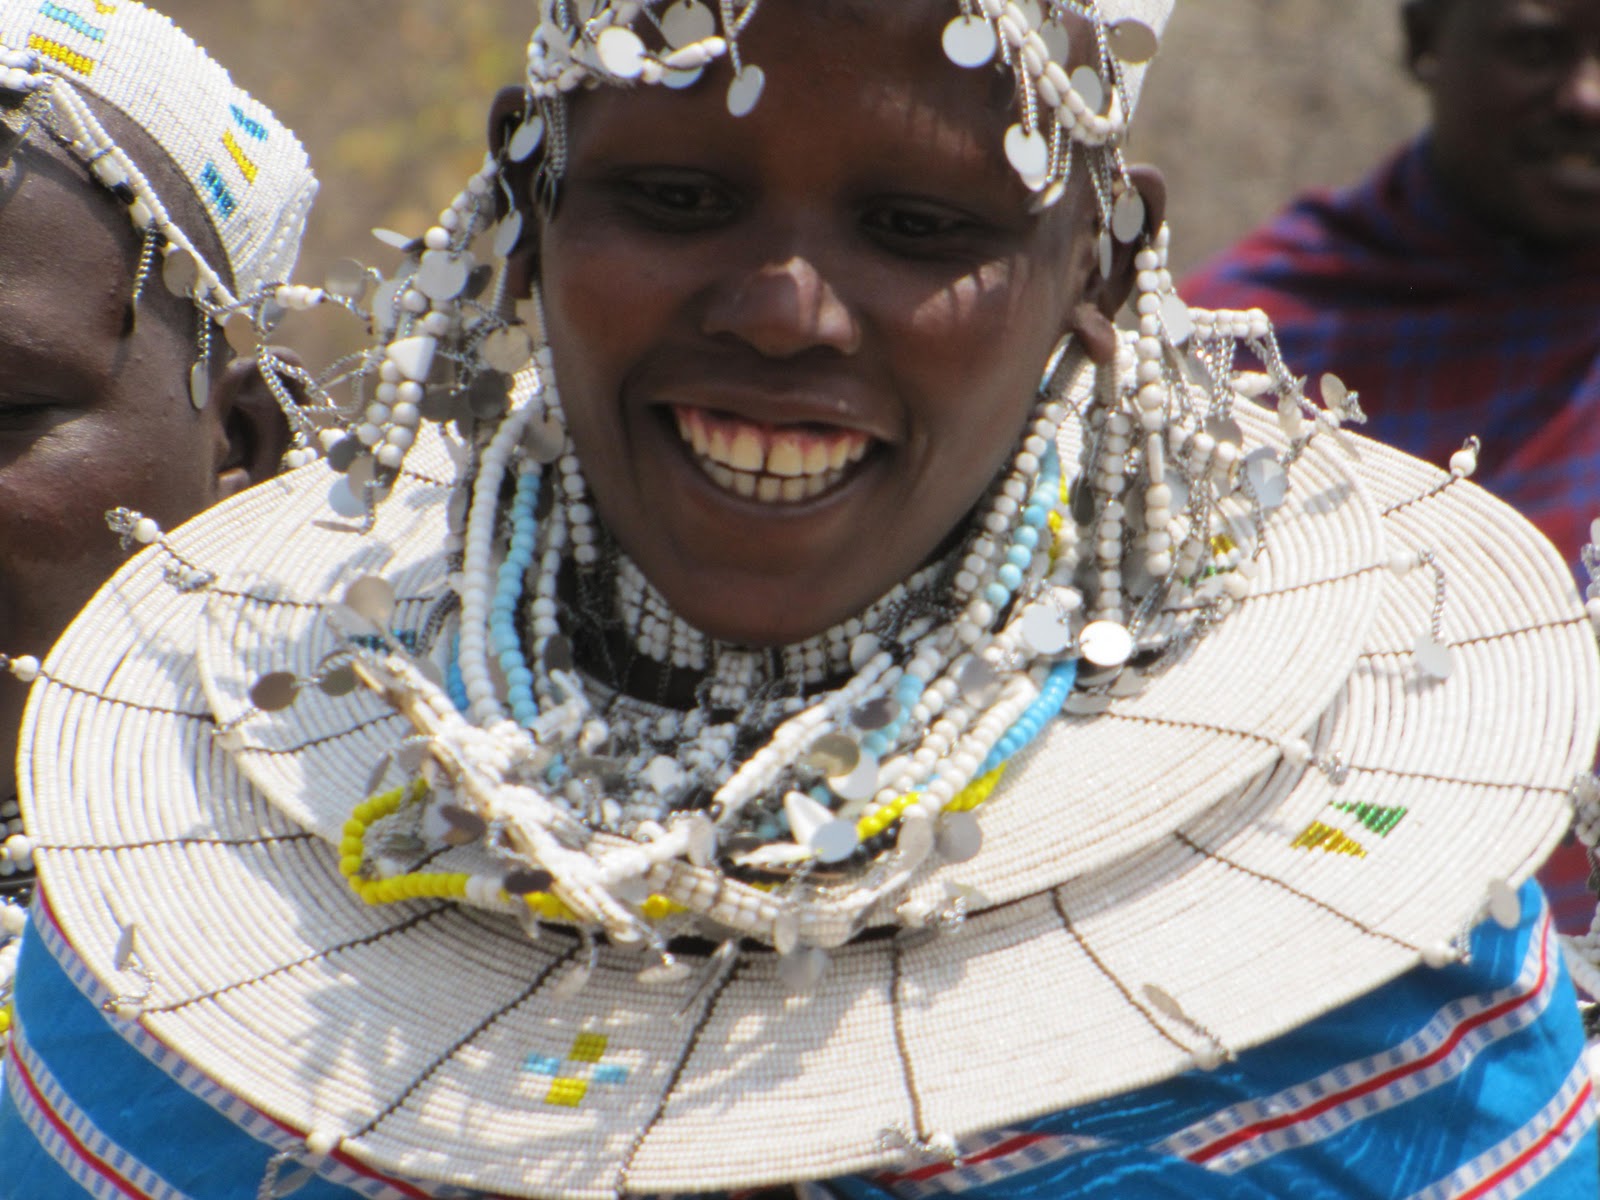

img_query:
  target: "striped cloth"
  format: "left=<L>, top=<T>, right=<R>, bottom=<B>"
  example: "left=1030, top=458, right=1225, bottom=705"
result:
left=2, top=880, right=1594, bottom=1198
left=1181, top=138, right=1600, bottom=939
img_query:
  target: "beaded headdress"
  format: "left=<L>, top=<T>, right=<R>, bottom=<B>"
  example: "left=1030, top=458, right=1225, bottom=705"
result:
left=14, top=2, right=1600, bottom=1196
left=0, top=0, right=317, bottom=335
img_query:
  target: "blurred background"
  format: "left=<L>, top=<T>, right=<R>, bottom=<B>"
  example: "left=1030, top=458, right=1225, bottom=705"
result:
left=160, top=0, right=1425, bottom=363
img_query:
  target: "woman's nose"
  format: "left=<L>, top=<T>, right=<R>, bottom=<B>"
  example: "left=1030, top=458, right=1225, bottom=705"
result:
left=701, top=249, right=863, bottom=359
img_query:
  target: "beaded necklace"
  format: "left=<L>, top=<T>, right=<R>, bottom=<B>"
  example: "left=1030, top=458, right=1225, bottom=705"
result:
left=228, top=0, right=1357, bottom=977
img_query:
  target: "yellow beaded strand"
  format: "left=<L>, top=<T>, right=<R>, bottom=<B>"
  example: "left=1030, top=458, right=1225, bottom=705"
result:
left=341, top=764, right=1010, bottom=922
left=338, top=783, right=689, bottom=922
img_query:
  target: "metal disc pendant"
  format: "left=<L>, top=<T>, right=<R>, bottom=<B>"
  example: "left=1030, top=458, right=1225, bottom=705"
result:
left=850, top=697, right=900, bottom=733
left=1098, top=231, right=1115, bottom=283
left=810, top=819, right=861, bottom=865
left=1161, top=294, right=1195, bottom=346
left=1413, top=634, right=1455, bottom=681
left=344, top=576, right=397, bottom=627
left=482, top=324, right=535, bottom=373
left=1321, top=372, right=1350, bottom=412
left=1111, top=190, right=1147, bottom=244
left=251, top=672, right=300, bottom=712
left=1020, top=603, right=1074, bottom=656
left=662, top=0, right=716, bottom=47
left=1079, top=620, right=1134, bottom=669
left=1070, top=66, right=1106, bottom=114
left=372, top=228, right=416, bottom=252
left=439, top=805, right=488, bottom=846
left=494, top=211, right=524, bottom=259
left=371, top=279, right=403, bottom=332
left=779, top=946, right=830, bottom=994
left=829, top=752, right=881, bottom=804
left=162, top=248, right=200, bottom=298
left=328, top=475, right=367, bottom=519
left=661, top=67, right=703, bottom=90
left=1004, top=124, right=1049, bottom=180
left=508, top=116, right=546, bottom=163
left=1243, top=448, right=1289, bottom=510
left=416, top=251, right=470, bottom=302
left=467, top=371, right=512, bottom=421
left=597, top=26, right=647, bottom=78
left=938, top=812, right=984, bottom=864
left=943, top=15, right=997, bottom=68
left=1109, top=18, right=1160, bottom=64
left=223, top=312, right=258, bottom=355
left=804, top=733, right=861, bottom=778
left=325, top=257, right=370, bottom=301
left=727, top=66, right=766, bottom=117
left=959, top=657, right=1003, bottom=704
left=318, top=664, right=358, bottom=698
left=524, top=414, right=567, bottom=464
left=1016, top=0, right=1044, bottom=28
left=504, top=868, right=555, bottom=896
left=189, top=360, right=210, bottom=412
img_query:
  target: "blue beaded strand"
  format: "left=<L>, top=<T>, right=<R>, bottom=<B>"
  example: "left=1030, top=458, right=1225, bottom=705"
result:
left=486, top=467, right=544, bottom=728
left=979, top=658, right=1079, bottom=777
left=983, top=449, right=1063, bottom=612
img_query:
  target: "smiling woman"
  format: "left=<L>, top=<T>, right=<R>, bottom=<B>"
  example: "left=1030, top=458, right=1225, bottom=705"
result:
left=5, top=2, right=1600, bottom=1199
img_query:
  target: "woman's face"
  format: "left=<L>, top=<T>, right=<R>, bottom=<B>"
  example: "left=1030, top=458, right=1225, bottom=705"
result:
left=535, top=0, right=1111, bottom=646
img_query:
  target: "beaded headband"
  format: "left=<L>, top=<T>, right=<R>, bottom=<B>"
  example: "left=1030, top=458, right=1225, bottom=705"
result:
left=0, top=1, right=316, bottom=322
left=525, top=0, right=1173, bottom=207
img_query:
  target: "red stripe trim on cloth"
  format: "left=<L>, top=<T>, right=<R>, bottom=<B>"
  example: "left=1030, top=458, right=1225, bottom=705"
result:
left=1455, top=1082, right=1594, bottom=1200
left=1406, top=1060, right=1597, bottom=1200
left=26, top=893, right=466, bottom=1200
left=1165, top=905, right=1556, bottom=1171
left=877, top=1133, right=1056, bottom=1186
left=9, top=1035, right=159, bottom=1200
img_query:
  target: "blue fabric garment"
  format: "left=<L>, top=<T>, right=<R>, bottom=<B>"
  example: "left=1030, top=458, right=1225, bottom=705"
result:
left=2, top=881, right=1594, bottom=1199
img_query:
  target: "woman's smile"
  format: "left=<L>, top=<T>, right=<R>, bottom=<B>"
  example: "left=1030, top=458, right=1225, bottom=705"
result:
left=671, top=406, right=874, bottom=505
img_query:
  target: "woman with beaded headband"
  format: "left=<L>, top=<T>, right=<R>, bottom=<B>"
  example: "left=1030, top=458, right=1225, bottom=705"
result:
left=0, top=0, right=316, bottom=918
left=5, top=1, right=1600, bottom=1197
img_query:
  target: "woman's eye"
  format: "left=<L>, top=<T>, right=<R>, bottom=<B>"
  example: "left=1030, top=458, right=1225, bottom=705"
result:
left=864, top=204, right=975, bottom=246
left=0, top=402, right=59, bottom=432
left=623, top=177, right=734, bottom=224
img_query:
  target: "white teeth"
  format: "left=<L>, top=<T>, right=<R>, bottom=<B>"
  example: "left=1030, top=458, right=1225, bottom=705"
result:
left=729, top=429, right=765, bottom=473
left=673, top=408, right=872, bottom=505
left=767, top=441, right=805, bottom=478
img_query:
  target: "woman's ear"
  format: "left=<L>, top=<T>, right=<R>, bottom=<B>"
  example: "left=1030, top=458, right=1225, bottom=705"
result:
left=488, top=85, right=542, bottom=303
left=205, top=352, right=303, bottom=500
left=1070, top=164, right=1167, bottom=366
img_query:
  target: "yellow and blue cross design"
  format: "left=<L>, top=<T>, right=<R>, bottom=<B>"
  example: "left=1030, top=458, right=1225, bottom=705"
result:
left=525, top=1032, right=630, bottom=1109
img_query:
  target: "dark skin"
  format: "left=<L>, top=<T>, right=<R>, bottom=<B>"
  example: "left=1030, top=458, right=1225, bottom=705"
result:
left=1405, top=0, right=1600, bottom=246
left=0, top=97, right=293, bottom=800
left=489, top=0, right=1162, bottom=652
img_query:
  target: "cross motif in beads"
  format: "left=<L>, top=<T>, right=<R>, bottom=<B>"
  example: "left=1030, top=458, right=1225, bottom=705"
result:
left=524, top=1032, right=630, bottom=1108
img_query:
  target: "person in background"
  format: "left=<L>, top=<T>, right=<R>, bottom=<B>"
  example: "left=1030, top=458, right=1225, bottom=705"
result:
left=1183, top=0, right=1600, bottom=935
left=0, top=0, right=316, bottom=919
